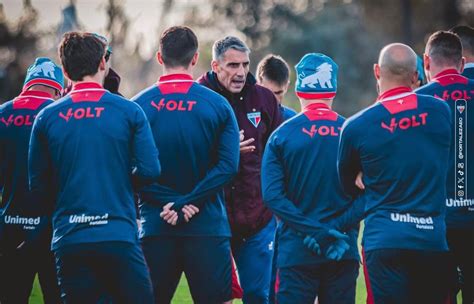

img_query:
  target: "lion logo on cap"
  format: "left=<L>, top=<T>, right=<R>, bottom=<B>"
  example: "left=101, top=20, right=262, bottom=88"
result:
left=299, top=62, right=333, bottom=89
left=30, top=61, right=57, bottom=79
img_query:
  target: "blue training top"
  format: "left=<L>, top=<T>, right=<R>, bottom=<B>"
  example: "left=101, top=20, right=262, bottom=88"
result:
left=416, top=69, right=474, bottom=229
left=0, top=90, right=54, bottom=251
left=28, top=82, right=161, bottom=250
left=262, top=103, right=359, bottom=268
left=338, top=86, right=452, bottom=252
left=132, top=74, right=240, bottom=238
left=280, top=104, right=297, bottom=121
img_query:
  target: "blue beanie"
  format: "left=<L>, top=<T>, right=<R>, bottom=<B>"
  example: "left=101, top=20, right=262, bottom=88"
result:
left=295, top=53, right=338, bottom=99
left=23, top=57, right=64, bottom=92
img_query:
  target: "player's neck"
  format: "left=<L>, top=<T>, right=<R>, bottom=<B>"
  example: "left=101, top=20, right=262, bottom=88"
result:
left=72, top=74, right=105, bottom=87
left=27, top=85, right=56, bottom=97
left=299, top=99, right=333, bottom=109
left=427, top=65, right=461, bottom=81
left=163, top=66, right=193, bottom=77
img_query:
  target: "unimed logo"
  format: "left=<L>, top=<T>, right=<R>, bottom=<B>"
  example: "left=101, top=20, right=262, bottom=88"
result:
left=390, top=213, right=434, bottom=230
left=4, top=215, right=41, bottom=230
left=69, top=213, right=109, bottom=226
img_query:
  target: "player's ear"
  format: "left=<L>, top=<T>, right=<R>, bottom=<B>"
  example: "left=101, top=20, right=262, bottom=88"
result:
left=211, top=60, right=220, bottom=73
left=460, top=56, right=465, bottom=74
left=373, top=63, right=381, bottom=80
left=98, top=56, right=106, bottom=71
left=423, top=53, right=430, bottom=78
left=190, top=52, right=199, bottom=67
left=156, top=51, right=164, bottom=65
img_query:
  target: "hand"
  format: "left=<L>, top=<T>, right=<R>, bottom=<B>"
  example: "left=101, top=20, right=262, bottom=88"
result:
left=182, top=204, right=200, bottom=222
left=303, top=235, right=321, bottom=255
left=239, top=130, right=255, bottom=154
left=355, top=171, right=365, bottom=190
left=324, top=229, right=350, bottom=261
left=160, top=202, right=178, bottom=226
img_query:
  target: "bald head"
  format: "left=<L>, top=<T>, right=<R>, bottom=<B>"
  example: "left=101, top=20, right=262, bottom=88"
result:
left=378, top=43, right=418, bottom=81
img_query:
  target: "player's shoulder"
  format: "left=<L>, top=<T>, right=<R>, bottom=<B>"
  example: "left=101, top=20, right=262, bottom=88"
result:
left=190, top=82, right=230, bottom=106
left=343, top=102, right=379, bottom=131
left=0, top=99, right=14, bottom=113
left=131, top=84, right=160, bottom=104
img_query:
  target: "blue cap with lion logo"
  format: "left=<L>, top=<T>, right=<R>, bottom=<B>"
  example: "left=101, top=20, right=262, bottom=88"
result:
left=295, top=53, right=338, bottom=99
left=23, top=57, right=64, bottom=92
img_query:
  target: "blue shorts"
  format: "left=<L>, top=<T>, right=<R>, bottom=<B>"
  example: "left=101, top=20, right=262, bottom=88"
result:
left=364, top=248, right=450, bottom=304
left=276, top=260, right=358, bottom=304
left=141, top=236, right=232, bottom=304
left=54, top=241, right=153, bottom=304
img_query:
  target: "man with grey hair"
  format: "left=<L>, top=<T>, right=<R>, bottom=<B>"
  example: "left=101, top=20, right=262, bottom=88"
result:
left=335, top=43, right=452, bottom=303
left=198, top=36, right=282, bottom=303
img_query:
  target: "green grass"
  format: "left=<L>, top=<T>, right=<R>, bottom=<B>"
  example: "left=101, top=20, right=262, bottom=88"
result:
left=28, top=225, right=463, bottom=303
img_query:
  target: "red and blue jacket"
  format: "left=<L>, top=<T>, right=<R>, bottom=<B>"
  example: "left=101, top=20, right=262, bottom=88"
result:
left=28, top=82, right=161, bottom=250
left=416, top=69, right=474, bottom=229
left=132, top=74, right=240, bottom=237
left=338, top=87, right=452, bottom=252
left=0, top=90, right=54, bottom=252
left=262, top=103, right=359, bottom=267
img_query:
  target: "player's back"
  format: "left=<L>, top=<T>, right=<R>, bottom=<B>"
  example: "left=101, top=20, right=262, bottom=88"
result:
left=30, top=82, right=160, bottom=249
left=0, top=90, right=54, bottom=249
left=416, top=70, right=474, bottom=228
left=264, top=103, right=358, bottom=266
left=133, top=74, right=239, bottom=237
left=341, top=87, right=452, bottom=251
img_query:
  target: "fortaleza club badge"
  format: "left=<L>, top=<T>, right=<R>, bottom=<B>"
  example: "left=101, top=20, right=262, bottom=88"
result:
left=247, top=112, right=261, bottom=128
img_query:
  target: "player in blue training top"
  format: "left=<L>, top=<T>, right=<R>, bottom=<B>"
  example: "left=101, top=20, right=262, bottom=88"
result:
left=257, top=54, right=298, bottom=120
left=256, top=53, right=298, bottom=304
left=261, top=53, right=358, bottom=304
left=335, top=43, right=452, bottom=304
left=28, top=32, right=161, bottom=303
left=416, top=31, right=474, bottom=304
left=0, top=57, right=63, bottom=304
left=132, top=26, right=240, bottom=304
left=451, top=25, right=474, bottom=80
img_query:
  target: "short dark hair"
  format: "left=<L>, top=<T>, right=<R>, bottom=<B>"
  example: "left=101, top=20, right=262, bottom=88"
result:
left=426, top=31, right=462, bottom=67
left=450, top=25, right=474, bottom=56
left=160, top=26, right=198, bottom=68
left=256, top=54, right=290, bottom=86
left=59, top=32, right=106, bottom=81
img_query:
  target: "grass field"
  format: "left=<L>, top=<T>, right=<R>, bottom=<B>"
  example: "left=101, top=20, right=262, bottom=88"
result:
left=28, top=224, right=463, bottom=303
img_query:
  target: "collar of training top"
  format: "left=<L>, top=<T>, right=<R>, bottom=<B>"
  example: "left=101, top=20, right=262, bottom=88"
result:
left=158, top=74, right=193, bottom=83
left=18, top=90, right=53, bottom=99
left=377, top=86, right=413, bottom=101
left=71, top=82, right=105, bottom=92
left=303, top=102, right=331, bottom=111
left=432, top=68, right=468, bottom=86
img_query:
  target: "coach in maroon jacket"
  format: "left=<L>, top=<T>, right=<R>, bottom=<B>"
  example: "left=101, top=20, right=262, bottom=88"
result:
left=198, top=36, right=282, bottom=303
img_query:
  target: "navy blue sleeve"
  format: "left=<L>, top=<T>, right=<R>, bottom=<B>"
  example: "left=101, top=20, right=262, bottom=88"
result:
left=28, top=112, right=53, bottom=212
left=131, top=105, right=161, bottom=186
left=337, top=121, right=362, bottom=198
left=172, top=104, right=240, bottom=209
left=262, top=134, right=328, bottom=236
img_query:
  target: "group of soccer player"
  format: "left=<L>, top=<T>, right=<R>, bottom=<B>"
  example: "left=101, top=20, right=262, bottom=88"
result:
left=0, top=22, right=472, bottom=304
